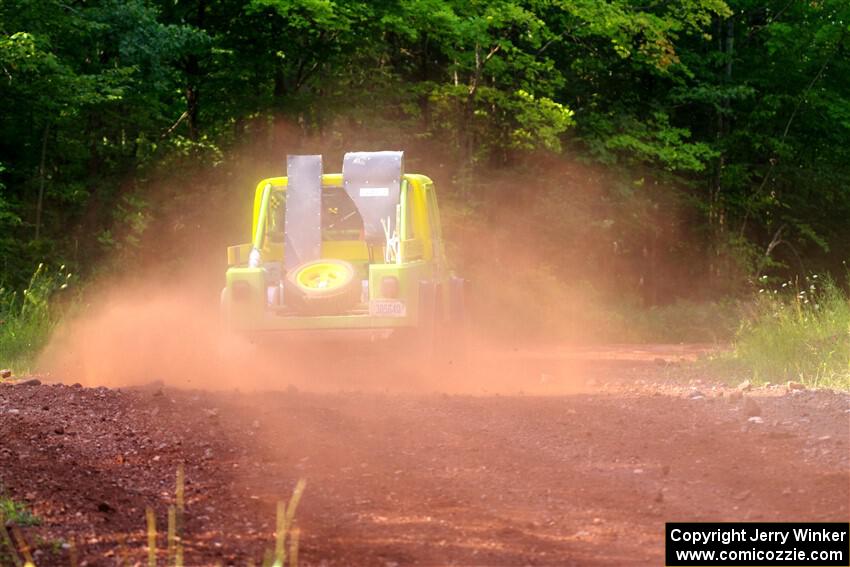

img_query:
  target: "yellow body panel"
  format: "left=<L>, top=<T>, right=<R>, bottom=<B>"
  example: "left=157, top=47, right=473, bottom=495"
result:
left=321, top=240, right=370, bottom=260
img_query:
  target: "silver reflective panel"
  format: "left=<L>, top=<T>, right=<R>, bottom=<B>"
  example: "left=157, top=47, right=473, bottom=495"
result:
left=284, top=155, right=323, bottom=272
left=342, top=151, right=404, bottom=244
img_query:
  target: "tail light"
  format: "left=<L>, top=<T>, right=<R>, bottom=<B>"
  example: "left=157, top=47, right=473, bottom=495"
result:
left=380, top=276, right=399, bottom=298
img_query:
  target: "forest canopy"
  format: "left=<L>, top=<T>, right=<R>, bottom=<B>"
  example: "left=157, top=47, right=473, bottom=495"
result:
left=1, top=0, right=849, bottom=302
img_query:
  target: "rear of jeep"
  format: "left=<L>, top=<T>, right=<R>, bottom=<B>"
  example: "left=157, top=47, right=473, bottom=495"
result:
left=221, top=152, right=464, bottom=356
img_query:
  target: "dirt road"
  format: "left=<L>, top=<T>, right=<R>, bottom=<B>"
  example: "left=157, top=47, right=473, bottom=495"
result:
left=1, top=346, right=848, bottom=565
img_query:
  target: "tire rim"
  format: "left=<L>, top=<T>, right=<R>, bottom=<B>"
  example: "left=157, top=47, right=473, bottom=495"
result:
left=295, top=262, right=350, bottom=290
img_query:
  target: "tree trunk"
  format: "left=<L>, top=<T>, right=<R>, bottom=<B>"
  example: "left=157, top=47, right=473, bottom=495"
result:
left=185, top=57, right=200, bottom=140
left=419, top=33, right=431, bottom=130
left=35, top=122, right=50, bottom=240
left=708, top=15, right=734, bottom=286
left=184, top=0, right=206, bottom=140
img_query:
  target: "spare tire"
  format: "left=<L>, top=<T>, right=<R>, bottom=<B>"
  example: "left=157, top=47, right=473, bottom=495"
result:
left=285, top=259, right=360, bottom=315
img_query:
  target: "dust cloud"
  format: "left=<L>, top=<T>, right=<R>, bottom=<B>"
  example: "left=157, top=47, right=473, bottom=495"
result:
left=36, top=277, right=599, bottom=395
left=36, top=120, right=697, bottom=394
left=38, top=281, right=267, bottom=390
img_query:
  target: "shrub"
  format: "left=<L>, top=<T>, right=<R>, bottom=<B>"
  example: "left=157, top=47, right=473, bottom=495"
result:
left=732, top=275, right=850, bottom=390
left=0, top=496, right=40, bottom=526
left=0, top=264, right=72, bottom=373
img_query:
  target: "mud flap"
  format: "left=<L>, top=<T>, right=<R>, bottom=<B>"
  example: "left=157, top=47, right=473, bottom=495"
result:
left=416, top=279, right=438, bottom=363
left=443, top=276, right=468, bottom=367
left=391, top=280, right=462, bottom=374
left=220, top=287, right=232, bottom=331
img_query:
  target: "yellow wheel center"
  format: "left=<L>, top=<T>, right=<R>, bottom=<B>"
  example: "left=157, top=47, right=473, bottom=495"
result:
left=295, top=263, right=348, bottom=290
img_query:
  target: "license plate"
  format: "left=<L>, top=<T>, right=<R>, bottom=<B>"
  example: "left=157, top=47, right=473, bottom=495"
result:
left=369, top=299, right=406, bottom=317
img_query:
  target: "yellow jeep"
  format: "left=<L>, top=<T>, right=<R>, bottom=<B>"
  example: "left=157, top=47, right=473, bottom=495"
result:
left=222, top=152, right=465, bottom=358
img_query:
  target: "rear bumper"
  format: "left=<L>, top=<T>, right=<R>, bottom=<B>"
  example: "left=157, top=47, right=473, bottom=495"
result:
left=235, top=310, right=415, bottom=332
left=242, top=328, right=395, bottom=345
left=224, top=263, right=431, bottom=333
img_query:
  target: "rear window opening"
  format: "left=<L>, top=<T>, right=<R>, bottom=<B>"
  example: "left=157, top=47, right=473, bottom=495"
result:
left=268, top=185, right=364, bottom=244
left=321, top=185, right=363, bottom=241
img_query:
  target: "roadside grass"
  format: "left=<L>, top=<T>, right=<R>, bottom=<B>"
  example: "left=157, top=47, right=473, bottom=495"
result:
left=726, top=275, right=850, bottom=390
left=0, top=264, right=72, bottom=375
left=0, top=496, right=40, bottom=527
left=467, top=260, right=740, bottom=344
left=610, top=298, right=740, bottom=343
left=0, top=497, right=41, bottom=567
left=0, top=465, right=306, bottom=567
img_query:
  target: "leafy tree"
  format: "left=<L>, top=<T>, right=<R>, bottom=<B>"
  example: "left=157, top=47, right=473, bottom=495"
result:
left=1, top=0, right=848, bottom=306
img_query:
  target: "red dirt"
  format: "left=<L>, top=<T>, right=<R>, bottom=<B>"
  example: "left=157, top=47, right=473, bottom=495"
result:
left=0, top=346, right=848, bottom=566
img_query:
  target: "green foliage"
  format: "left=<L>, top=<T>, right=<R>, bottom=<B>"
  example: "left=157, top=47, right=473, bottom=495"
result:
left=0, top=495, right=40, bottom=526
left=0, top=264, right=72, bottom=372
left=612, top=299, right=741, bottom=343
left=0, top=0, right=210, bottom=286
left=506, top=89, right=575, bottom=152
left=587, top=111, right=717, bottom=172
left=732, top=275, right=850, bottom=390
left=98, top=193, right=151, bottom=259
